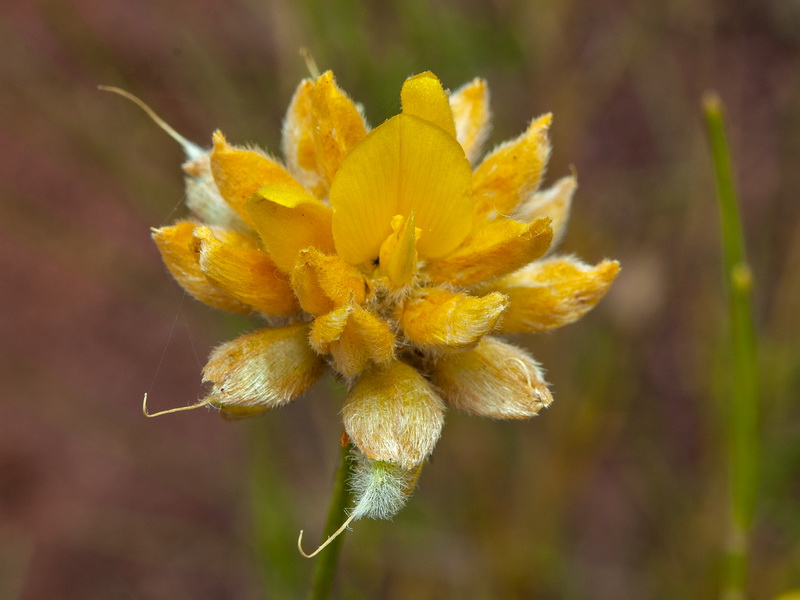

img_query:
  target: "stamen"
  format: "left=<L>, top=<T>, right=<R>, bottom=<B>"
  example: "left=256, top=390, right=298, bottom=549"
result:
left=98, top=85, right=204, bottom=161
left=297, top=511, right=358, bottom=558
left=300, top=48, right=321, bottom=79
left=142, top=392, right=212, bottom=418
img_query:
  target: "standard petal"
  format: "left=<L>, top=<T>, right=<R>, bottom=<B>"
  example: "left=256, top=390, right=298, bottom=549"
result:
left=290, top=247, right=368, bottom=316
left=401, top=71, right=457, bottom=137
left=490, top=256, right=620, bottom=333
left=513, top=174, right=576, bottom=248
left=309, top=305, right=395, bottom=377
left=151, top=221, right=251, bottom=314
left=203, top=324, right=324, bottom=409
left=431, top=336, right=552, bottom=419
left=193, top=226, right=299, bottom=316
left=247, top=184, right=335, bottom=272
left=330, top=114, right=473, bottom=264
left=449, top=77, right=491, bottom=164
left=310, top=71, right=368, bottom=186
left=210, top=131, right=305, bottom=226
left=399, top=288, right=507, bottom=351
left=425, top=217, right=553, bottom=286
left=343, top=360, right=445, bottom=468
left=281, top=79, right=327, bottom=197
left=473, top=113, right=552, bottom=219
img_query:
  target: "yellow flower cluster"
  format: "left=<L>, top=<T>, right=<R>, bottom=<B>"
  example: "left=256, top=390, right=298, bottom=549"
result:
left=141, top=71, right=618, bottom=532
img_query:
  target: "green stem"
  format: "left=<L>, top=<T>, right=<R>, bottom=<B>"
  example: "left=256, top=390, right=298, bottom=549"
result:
left=308, top=442, right=352, bottom=600
left=703, top=92, right=760, bottom=600
left=250, top=420, right=303, bottom=599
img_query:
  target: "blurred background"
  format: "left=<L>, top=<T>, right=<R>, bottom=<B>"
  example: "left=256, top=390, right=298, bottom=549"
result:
left=2, top=0, right=799, bottom=598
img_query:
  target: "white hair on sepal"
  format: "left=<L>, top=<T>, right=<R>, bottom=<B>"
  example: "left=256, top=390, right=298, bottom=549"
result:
left=348, top=451, right=414, bottom=520
left=297, top=451, right=416, bottom=558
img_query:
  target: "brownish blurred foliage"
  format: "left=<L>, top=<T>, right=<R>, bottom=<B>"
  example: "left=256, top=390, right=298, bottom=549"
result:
left=1, top=0, right=799, bottom=598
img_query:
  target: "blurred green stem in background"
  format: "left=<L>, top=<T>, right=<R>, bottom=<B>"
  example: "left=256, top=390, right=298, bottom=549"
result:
left=249, top=419, right=306, bottom=598
left=307, top=441, right=352, bottom=600
left=703, top=93, right=760, bottom=600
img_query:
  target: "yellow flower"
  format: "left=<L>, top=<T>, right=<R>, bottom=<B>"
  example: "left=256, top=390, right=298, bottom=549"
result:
left=139, top=70, right=618, bottom=535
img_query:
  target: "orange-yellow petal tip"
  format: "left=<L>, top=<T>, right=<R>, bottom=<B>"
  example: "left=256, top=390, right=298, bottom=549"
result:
left=473, top=113, right=553, bottom=219
left=425, top=217, right=553, bottom=286
left=291, top=248, right=367, bottom=316
left=193, top=226, right=298, bottom=316
left=400, top=288, right=508, bottom=351
left=247, top=184, right=335, bottom=272
left=491, top=256, right=620, bottom=334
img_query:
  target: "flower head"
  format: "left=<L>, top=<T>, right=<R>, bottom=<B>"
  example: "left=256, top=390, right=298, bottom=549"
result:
left=130, top=70, right=618, bottom=546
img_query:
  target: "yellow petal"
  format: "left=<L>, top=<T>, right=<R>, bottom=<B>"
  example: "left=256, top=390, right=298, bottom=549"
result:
left=331, top=308, right=395, bottom=377
left=247, top=184, right=335, bottom=272
left=309, top=305, right=395, bottom=377
left=513, top=174, right=576, bottom=247
left=151, top=221, right=251, bottom=314
left=203, top=324, right=323, bottom=409
left=310, top=71, right=368, bottom=186
left=399, top=288, right=508, bottom=351
left=182, top=153, right=249, bottom=232
left=330, top=114, right=473, bottom=264
left=449, top=77, right=491, bottom=164
left=401, top=71, right=457, bottom=137
left=193, top=226, right=299, bottom=316
left=425, top=217, right=553, bottom=286
left=431, top=336, right=552, bottom=419
left=210, top=131, right=305, bottom=226
left=308, top=304, right=351, bottom=352
left=378, top=213, right=420, bottom=289
left=342, top=360, right=445, bottom=468
left=473, top=113, right=552, bottom=219
left=290, top=247, right=368, bottom=316
left=490, top=257, right=620, bottom=333
left=281, top=79, right=327, bottom=197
